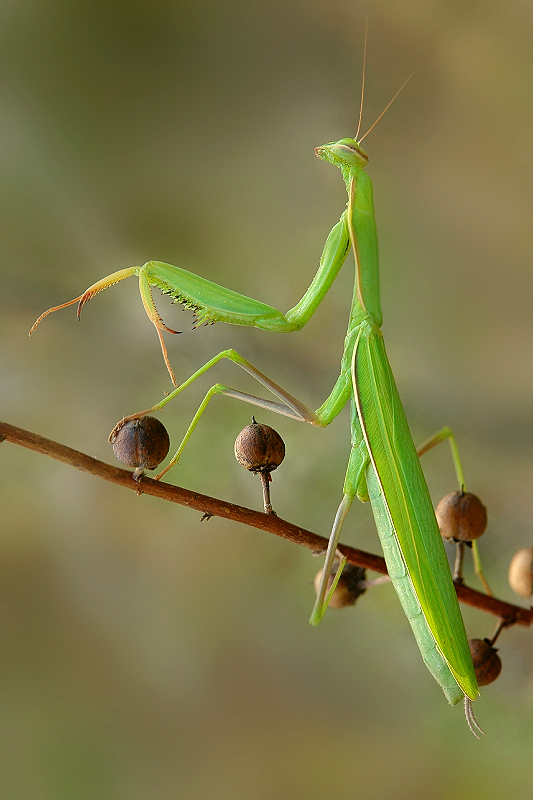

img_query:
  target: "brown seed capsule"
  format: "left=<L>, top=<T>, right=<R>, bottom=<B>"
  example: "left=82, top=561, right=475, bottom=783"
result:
left=111, top=416, right=170, bottom=471
left=314, top=563, right=367, bottom=609
left=469, top=638, right=502, bottom=686
left=435, top=491, right=487, bottom=542
left=234, top=419, right=285, bottom=474
left=508, top=546, right=533, bottom=600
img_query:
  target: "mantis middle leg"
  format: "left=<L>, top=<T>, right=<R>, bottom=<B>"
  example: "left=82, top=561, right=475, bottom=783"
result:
left=112, top=347, right=356, bottom=479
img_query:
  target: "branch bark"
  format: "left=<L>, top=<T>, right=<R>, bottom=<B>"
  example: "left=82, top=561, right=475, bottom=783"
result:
left=1, top=420, right=530, bottom=627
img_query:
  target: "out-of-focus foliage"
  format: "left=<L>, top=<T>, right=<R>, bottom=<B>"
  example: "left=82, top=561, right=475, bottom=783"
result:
left=1, top=2, right=531, bottom=798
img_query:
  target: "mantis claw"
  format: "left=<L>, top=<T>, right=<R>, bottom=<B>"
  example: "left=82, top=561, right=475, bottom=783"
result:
left=29, top=295, right=84, bottom=337
left=154, top=460, right=177, bottom=481
left=29, top=267, right=139, bottom=336
left=76, top=267, right=140, bottom=320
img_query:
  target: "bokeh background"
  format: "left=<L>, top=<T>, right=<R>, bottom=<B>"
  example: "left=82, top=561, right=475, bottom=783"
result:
left=1, top=1, right=531, bottom=798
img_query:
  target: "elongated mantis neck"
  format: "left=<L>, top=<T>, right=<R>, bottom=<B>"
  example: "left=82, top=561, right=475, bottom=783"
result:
left=315, top=138, right=382, bottom=330
left=345, top=165, right=382, bottom=329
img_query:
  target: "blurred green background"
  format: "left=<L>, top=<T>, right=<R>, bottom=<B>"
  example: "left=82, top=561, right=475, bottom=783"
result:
left=1, top=1, right=531, bottom=798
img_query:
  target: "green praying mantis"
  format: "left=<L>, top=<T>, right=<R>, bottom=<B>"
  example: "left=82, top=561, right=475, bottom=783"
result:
left=30, top=57, right=485, bottom=736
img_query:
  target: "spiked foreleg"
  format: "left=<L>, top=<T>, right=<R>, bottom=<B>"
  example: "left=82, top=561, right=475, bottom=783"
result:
left=30, top=213, right=351, bottom=386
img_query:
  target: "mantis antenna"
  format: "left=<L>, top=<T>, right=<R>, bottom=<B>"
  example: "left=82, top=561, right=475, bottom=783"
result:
left=358, top=69, right=416, bottom=143
left=354, top=19, right=368, bottom=142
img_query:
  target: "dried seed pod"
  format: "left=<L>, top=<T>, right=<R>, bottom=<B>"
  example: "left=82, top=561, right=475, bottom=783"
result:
left=234, top=419, right=285, bottom=474
left=314, top=563, right=367, bottom=609
left=469, top=638, right=502, bottom=686
left=508, top=546, right=533, bottom=600
left=111, top=416, right=170, bottom=471
left=435, top=491, right=487, bottom=542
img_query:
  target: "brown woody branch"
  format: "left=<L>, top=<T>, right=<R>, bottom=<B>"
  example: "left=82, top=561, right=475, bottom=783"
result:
left=1, top=420, right=530, bottom=628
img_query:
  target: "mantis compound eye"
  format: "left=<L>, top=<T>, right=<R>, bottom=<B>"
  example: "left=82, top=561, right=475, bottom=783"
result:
left=315, top=138, right=369, bottom=167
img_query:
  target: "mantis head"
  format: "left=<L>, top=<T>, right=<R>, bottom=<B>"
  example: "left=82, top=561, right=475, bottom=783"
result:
left=315, top=68, right=415, bottom=176
left=315, top=138, right=369, bottom=171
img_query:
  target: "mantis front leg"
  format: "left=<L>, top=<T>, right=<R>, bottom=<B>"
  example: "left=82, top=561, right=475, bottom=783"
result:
left=30, top=214, right=351, bottom=387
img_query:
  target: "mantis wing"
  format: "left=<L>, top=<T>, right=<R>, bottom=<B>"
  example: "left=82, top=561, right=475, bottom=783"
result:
left=353, top=320, right=478, bottom=701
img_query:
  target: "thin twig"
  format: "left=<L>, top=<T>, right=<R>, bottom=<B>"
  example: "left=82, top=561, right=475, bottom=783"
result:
left=259, top=472, right=275, bottom=515
left=488, top=618, right=508, bottom=647
left=0, top=421, right=530, bottom=627
left=454, top=541, right=465, bottom=583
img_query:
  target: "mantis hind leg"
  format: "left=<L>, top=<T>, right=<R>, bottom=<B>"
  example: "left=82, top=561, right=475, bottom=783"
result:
left=309, top=419, right=370, bottom=626
left=309, top=494, right=354, bottom=626
left=416, top=426, right=465, bottom=488
left=417, top=426, right=491, bottom=596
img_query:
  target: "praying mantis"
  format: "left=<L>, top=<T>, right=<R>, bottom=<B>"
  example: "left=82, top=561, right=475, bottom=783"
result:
left=30, top=58, right=484, bottom=735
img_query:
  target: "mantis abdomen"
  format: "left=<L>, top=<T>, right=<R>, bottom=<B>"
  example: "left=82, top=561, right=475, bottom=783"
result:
left=354, top=321, right=478, bottom=703
left=366, top=467, right=464, bottom=705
